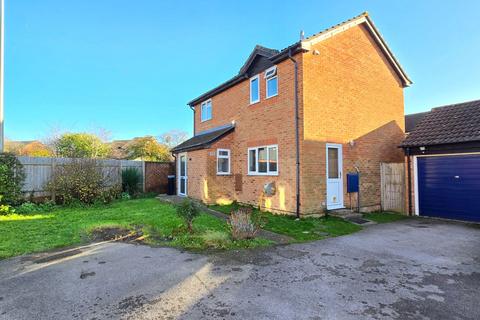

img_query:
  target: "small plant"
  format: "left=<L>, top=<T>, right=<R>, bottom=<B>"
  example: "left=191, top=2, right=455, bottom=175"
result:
left=228, top=207, right=259, bottom=240
left=121, top=192, right=131, bottom=200
left=0, top=153, right=26, bottom=205
left=16, top=200, right=57, bottom=214
left=121, top=167, right=142, bottom=195
left=176, top=199, right=200, bottom=233
left=0, top=196, right=15, bottom=215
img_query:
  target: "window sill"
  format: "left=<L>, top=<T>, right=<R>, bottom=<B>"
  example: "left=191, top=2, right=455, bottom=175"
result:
left=266, top=93, right=278, bottom=100
left=249, top=100, right=260, bottom=106
left=201, top=118, right=212, bottom=123
left=216, top=173, right=231, bottom=176
left=247, top=173, right=279, bottom=177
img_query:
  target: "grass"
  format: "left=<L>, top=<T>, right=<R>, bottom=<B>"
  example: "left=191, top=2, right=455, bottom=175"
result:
left=363, top=212, right=409, bottom=223
left=209, top=203, right=362, bottom=242
left=0, top=198, right=272, bottom=259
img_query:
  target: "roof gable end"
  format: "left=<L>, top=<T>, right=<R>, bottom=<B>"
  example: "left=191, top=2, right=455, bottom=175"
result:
left=238, top=45, right=279, bottom=75
left=300, top=12, right=412, bottom=87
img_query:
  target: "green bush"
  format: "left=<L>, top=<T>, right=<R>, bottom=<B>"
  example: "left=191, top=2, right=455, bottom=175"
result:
left=0, top=195, right=15, bottom=215
left=176, top=199, right=200, bottom=233
left=0, top=153, right=26, bottom=205
left=45, top=158, right=120, bottom=205
left=16, top=200, right=56, bottom=214
left=121, top=167, right=142, bottom=195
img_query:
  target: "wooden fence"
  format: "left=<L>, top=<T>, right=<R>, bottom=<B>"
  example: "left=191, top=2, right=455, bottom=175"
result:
left=380, top=162, right=405, bottom=213
left=18, top=156, right=145, bottom=198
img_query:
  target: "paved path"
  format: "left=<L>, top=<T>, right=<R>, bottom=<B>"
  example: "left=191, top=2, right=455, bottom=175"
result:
left=1, top=218, right=479, bottom=319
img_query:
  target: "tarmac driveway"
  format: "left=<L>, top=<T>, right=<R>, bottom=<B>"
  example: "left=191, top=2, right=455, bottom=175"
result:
left=0, top=218, right=479, bottom=320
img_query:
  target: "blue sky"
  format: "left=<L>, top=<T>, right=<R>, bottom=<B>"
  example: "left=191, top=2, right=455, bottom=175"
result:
left=5, top=1, right=480, bottom=141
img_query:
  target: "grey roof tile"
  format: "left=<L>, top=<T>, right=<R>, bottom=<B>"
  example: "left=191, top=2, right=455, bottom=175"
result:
left=401, top=99, right=480, bottom=147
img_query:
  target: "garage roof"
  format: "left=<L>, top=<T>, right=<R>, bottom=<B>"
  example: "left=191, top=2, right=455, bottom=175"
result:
left=401, top=99, right=480, bottom=147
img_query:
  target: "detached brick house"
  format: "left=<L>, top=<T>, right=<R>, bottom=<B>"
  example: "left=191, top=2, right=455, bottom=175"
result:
left=172, top=12, right=411, bottom=216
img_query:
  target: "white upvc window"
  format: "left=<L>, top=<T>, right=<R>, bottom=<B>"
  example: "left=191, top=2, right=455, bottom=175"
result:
left=248, top=145, right=278, bottom=175
left=217, top=149, right=231, bottom=175
left=250, top=75, right=260, bottom=104
left=201, top=100, right=212, bottom=122
left=265, top=66, right=278, bottom=98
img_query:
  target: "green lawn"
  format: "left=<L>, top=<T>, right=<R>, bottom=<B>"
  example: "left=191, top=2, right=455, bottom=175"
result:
left=209, top=203, right=362, bottom=242
left=0, top=199, right=272, bottom=259
left=363, top=212, right=410, bottom=223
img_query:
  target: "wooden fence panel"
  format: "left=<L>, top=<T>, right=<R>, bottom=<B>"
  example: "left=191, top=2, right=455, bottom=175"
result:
left=17, top=156, right=144, bottom=198
left=380, top=162, right=405, bottom=213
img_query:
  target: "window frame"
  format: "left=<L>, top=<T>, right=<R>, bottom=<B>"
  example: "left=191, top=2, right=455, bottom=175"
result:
left=250, top=74, right=260, bottom=105
left=247, top=144, right=278, bottom=176
left=200, top=99, right=212, bottom=122
left=265, top=66, right=278, bottom=99
left=216, top=148, right=231, bottom=175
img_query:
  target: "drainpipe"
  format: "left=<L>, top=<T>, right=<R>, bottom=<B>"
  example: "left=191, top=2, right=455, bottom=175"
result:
left=288, top=48, right=301, bottom=219
left=189, top=105, right=195, bottom=135
left=406, top=147, right=412, bottom=215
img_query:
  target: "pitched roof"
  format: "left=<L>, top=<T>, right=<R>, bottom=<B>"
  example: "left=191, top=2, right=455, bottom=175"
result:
left=187, top=12, right=411, bottom=107
left=401, top=99, right=480, bottom=147
left=171, top=124, right=234, bottom=153
left=405, top=111, right=430, bottom=133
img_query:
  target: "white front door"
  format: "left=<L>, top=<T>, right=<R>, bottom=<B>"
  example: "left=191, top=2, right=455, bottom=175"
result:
left=178, top=153, right=187, bottom=196
left=326, top=144, right=343, bottom=209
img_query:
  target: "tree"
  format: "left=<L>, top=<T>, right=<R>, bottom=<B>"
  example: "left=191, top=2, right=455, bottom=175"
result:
left=126, top=136, right=170, bottom=161
left=158, top=130, right=189, bottom=149
left=55, top=133, right=111, bottom=158
left=18, top=141, right=53, bottom=157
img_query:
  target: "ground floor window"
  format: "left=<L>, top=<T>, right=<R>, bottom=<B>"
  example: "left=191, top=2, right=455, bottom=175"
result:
left=248, top=145, right=278, bottom=175
left=217, top=149, right=230, bottom=175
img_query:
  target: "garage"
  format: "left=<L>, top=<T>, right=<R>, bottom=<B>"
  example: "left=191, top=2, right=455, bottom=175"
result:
left=416, top=154, right=480, bottom=222
left=403, top=99, right=480, bottom=222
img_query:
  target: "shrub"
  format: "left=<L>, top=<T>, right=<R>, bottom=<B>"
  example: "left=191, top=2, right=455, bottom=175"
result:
left=121, top=192, right=131, bottom=200
left=16, top=200, right=56, bottom=214
left=45, top=158, right=119, bottom=205
left=0, top=195, right=15, bottom=215
left=121, top=167, right=142, bottom=195
left=0, top=153, right=26, bottom=205
left=229, top=207, right=259, bottom=240
left=176, top=199, right=200, bottom=233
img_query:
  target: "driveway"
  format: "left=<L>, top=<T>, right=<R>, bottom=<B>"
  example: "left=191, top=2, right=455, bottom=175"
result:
left=1, top=218, right=479, bottom=320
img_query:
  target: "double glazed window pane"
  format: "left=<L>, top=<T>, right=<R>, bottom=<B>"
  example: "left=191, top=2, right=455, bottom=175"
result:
left=249, top=149, right=256, bottom=172
left=218, top=158, right=229, bottom=173
left=328, top=148, right=339, bottom=178
left=268, top=147, right=277, bottom=172
left=250, top=77, right=259, bottom=103
left=266, top=77, right=278, bottom=97
left=258, top=148, right=267, bottom=173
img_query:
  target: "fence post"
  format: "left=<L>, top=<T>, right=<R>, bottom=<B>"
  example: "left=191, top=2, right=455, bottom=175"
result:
left=51, top=157, right=56, bottom=202
left=142, top=161, right=146, bottom=192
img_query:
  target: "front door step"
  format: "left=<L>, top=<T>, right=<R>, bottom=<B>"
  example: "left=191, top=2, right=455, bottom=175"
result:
left=328, top=209, right=362, bottom=219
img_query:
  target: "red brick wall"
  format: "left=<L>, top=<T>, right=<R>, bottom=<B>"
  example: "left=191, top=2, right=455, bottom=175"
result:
left=189, top=56, right=303, bottom=213
left=185, top=23, right=405, bottom=215
left=301, top=24, right=405, bottom=213
left=144, top=162, right=174, bottom=194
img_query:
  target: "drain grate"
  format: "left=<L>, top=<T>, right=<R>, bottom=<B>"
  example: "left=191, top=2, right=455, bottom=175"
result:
left=345, top=217, right=371, bottom=225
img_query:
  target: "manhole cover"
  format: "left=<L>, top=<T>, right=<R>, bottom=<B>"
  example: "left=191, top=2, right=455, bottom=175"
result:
left=346, top=217, right=371, bottom=224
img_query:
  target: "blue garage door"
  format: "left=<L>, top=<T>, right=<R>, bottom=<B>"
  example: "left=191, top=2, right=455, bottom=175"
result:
left=417, top=154, right=480, bottom=222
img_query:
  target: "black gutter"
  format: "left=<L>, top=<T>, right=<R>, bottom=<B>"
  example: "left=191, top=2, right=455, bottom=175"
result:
left=406, top=147, right=412, bottom=215
left=288, top=48, right=301, bottom=219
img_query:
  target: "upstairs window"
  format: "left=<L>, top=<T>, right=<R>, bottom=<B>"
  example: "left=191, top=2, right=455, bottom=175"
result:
left=201, top=100, right=212, bottom=122
left=250, top=75, right=260, bottom=104
left=265, top=66, right=278, bottom=98
left=248, top=145, right=278, bottom=175
left=217, top=149, right=230, bottom=175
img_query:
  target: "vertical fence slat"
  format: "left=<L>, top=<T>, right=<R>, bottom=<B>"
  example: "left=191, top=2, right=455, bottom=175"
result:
left=380, top=162, right=406, bottom=213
